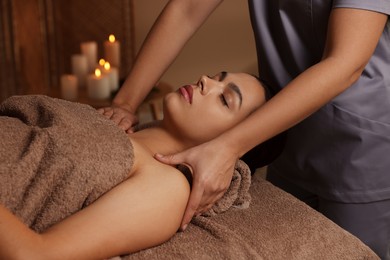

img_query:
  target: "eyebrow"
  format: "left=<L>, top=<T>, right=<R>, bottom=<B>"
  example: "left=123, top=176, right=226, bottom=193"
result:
left=219, top=71, right=243, bottom=108
left=219, top=71, right=228, bottom=81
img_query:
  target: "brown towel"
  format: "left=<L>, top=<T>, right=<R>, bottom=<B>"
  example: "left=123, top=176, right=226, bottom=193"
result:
left=0, top=95, right=133, bottom=232
left=202, top=159, right=251, bottom=217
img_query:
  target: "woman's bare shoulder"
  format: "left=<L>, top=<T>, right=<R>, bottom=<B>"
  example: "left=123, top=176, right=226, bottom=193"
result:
left=40, top=146, right=190, bottom=259
left=129, top=137, right=191, bottom=188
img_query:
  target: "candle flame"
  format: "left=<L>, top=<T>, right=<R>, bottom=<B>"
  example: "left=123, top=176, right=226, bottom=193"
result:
left=109, top=34, right=116, bottom=43
left=104, top=62, right=111, bottom=70
left=95, top=68, right=102, bottom=77
left=99, top=59, right=106, bottom=66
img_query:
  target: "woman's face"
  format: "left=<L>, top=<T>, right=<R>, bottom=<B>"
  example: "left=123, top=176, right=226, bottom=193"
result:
left=162, top=72, right=266, bottom=144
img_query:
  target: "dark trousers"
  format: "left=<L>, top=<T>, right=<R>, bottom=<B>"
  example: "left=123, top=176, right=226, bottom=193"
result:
left=266, top=169, right=390, bottom=260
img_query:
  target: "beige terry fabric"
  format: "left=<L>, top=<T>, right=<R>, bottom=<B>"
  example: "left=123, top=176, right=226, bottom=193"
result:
left=203, top=159, right=251, bottom=216
left=124, top=172, right=379, bottom=260
left=0, top=95, right=133, bottom=232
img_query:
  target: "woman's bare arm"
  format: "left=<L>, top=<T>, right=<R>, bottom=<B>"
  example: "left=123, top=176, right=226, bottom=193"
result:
left=0, top=165, right=190, bottom=259
left=0, top=205, right=43, bottom=259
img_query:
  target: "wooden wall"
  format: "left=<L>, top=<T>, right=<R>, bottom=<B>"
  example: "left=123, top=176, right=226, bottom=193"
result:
left=0, top=0, right=135, bottom=102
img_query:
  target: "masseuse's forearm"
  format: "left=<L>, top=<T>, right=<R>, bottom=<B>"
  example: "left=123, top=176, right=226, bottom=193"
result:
left=113, top=0, right=222, bottom=112
left=0, top=205, right=42, bottom=259
left=222, top=8, right=387, bottom=158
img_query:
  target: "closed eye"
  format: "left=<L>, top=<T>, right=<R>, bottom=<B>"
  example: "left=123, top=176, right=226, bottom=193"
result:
left=220, top=94, right=229, bottom=108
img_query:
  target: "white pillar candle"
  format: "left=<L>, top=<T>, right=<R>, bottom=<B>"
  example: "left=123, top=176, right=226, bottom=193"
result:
left=87, top=68, right=110, bottom=100
left=60, top=74, right=78, bottom=101
left=71, top=54, right=88, bottom=87
left=104, top=34, right=120, bottom=69
left=102, top=62, right=119, bottom=92
left=81, top=41, right=98, bottom=73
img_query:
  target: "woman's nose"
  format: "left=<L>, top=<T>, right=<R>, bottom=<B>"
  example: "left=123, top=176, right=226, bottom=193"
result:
left=198, top=75, right=219, bottom=94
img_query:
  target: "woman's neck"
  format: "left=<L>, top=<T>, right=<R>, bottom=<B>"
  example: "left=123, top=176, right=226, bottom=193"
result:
left=129, top=121, right=192, bottom=156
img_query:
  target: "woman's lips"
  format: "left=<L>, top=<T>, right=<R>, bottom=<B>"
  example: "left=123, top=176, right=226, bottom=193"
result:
left=179, top=85, right=193, bottom=104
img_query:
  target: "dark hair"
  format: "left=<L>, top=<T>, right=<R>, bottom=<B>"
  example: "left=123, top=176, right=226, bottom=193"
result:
left=252, top=75, right=274, bottom=101
left=242, top=76, right=287, bottom=173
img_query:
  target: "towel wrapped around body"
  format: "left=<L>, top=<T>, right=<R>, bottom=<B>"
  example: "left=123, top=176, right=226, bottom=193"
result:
left=0, top=95, right=134, bottom=232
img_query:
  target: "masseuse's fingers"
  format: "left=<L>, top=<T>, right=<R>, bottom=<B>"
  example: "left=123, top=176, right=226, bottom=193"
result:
left=180, top=170, right=227, bottom=229
left=97, top=106, right=138, bottom=132
left=155, top=141, right=237, bottom=231
left=97, top=107, right=114, bottom=118
left=114, top=113, right=138, bottom=133
left=180, top=179, right=204, bottom=230
left=154, top=153, right=194, bottom=173
left=155, top=152, right=199, bottom=230
left=195, top=191, right=225, bottom=215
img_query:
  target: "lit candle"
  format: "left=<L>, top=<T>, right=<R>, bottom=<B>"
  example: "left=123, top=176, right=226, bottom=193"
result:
left=102, top=62, right=119, bottom=92
left=98, top=58, right=106, bottom=70
left=60, top=74, right=78, bottom=101
left=81, top=41, right=98, bottom=73
left=71, top=54, right=88, bottom=87
left=87, top=68, right=110, bottom=100
left=104, top=34, right=120, bottom=69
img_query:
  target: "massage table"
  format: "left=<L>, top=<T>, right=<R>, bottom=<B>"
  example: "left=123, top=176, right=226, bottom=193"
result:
left=123, top=168, right=379, bottom=259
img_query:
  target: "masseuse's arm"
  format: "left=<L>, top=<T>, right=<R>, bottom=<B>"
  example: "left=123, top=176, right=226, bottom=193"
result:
left=157, top=8, right=388, bottom=229
left=99, top=0, right=222, bottom=132
left=0, top=167, right=190, bottom=259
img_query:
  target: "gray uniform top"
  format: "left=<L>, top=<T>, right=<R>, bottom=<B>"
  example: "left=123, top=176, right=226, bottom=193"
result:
left=248, top=0, right=390, bottom=203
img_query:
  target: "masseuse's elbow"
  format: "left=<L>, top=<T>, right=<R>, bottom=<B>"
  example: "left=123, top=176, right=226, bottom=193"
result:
left=170, top=0, right=223, bottom=25
left=348, top=64, right=366, bottom=86
left=326, top=55, right=367, bottom=89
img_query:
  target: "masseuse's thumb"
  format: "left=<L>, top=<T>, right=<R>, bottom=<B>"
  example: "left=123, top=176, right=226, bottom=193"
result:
left=155, top=152, right=182, bottom=165
left=155, top=153, right=194, bottom=174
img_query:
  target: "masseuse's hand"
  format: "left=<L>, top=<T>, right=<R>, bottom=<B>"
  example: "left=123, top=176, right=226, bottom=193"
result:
left=98, top=104, right=139, bottom=133
left=155, top=138, right=238, bottom=231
